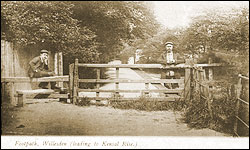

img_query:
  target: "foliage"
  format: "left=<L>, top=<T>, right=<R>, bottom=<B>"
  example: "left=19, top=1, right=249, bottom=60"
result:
left=1, top=1, right=159, bottom=65
left=1, top=1, right=100, bottom=64
left=70, top=1, right=160, bottom=63
left=184, top=86, right=237, bottom=134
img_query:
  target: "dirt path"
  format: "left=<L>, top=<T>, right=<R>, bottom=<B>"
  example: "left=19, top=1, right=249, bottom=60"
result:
left=2, top=60, right=231, bottom=136
left=3, top=101, right=230, bottom=136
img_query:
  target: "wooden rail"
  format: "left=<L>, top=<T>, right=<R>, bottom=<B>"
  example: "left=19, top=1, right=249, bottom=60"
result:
left=234, top=74, right=249, bottom=137
left=78, top=79, right=184, bottom=83
left=70, top=58, right=222, bottom=104
left=1, top=75, right=69, bottom=106
left=1, top=76, right=69, bottom=83
left=78, top=63, right=222, bottom=68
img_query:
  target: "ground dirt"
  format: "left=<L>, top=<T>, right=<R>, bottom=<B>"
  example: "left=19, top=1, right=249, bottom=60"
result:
left=1, top=61, right=231, bottom=136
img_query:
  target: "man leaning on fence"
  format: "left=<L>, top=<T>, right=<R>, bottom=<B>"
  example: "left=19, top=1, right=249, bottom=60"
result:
left=28, top=49, right=61, bottom=90
left=157, top=42, right=185, bottom=89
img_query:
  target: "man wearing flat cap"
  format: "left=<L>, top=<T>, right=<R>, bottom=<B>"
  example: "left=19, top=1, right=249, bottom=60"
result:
left=28, top=49, right=60, bottom=89
left=157, top=42, right=185, bottom=89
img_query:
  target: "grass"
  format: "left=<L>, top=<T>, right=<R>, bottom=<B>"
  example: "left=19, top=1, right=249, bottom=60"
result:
left=76, top=93, right=186, bottom=112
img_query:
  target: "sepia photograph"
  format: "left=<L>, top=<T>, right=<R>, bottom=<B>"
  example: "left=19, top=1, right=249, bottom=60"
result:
left=1, top=1, right=249, bottom=149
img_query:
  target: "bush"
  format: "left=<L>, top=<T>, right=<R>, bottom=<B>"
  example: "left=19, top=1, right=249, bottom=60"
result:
left=183, top=85, right=237, bottom=134
left=110, top=95, right=185, bottom=112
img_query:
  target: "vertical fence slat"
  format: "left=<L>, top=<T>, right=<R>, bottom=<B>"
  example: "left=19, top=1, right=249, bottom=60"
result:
left=208, top=58, right=213, bottom=81
left=69, top=63, right=74, bottom=103
left=184, top=59, right=192, bottom=101
left=145, top=82, right=149, bottom=97
left=58, top=52, right=63, bottom=88
left=115, top=68, right=119, bottom=99
left=234, top=76, right=242, bottom=136
left=160, top=68, right=166, bottom=97
left=10, top=82, right=15, bottom=106
left=96, top=68, right=101, bottom=99
left=73, top=59, right=79, bottom=104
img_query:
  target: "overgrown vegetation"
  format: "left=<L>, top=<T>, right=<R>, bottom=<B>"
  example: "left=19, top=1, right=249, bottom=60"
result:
left=184, top=85, right=238, bottom=135
left=110, top=98, right=184, bottom=112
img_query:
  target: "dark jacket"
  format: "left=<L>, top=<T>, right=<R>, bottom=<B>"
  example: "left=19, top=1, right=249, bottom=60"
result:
left=157, top=51, right=185, bottom=65
left=157, top=51, right=185, bottom=78
left=28, top=56, right=49, bottom=78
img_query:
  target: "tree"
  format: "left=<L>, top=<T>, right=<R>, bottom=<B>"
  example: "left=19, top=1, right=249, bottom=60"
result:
left=70, top=1, right=160, bottom=63
left=1, top=1, right=100, bottom=64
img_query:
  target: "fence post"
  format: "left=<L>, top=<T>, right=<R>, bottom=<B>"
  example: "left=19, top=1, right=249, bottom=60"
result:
left=115, top=67, right=119, bottom=99
left=9, top=82, right=16, bottom=106
left=73, top=59, right=79, bottom=104
left=69, top=63, right=74, bottom=103
left=145, top=82, right=149, bottom=97
left=184, top=59, right=192, bottom=101
left=96, top=68, right=101, bottom=99
left=208, top=57, right=214, bottom=118
left=160, top=68, right=166, bottom=97
left=234, top=75, right=242, bottom=136
left=208, top=57, right=213, bottom=81
left=58, top=52, right=63, bottom=88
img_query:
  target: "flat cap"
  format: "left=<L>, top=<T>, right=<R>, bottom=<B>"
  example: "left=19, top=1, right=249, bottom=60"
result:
left=40, top=49, right=49, bottom=54
left=165, top=42, right=173, bottom=45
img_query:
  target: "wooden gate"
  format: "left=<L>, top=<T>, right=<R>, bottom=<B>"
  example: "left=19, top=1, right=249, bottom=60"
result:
left=69, top=59, right=222, bottom=104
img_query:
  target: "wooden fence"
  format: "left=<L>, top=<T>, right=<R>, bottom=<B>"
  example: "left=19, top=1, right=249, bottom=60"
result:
left=192, top=58, right=215, bottom=118
left=234, top=74, right=249, bottom=137
left=1, top=76, right=68, bottom=106
left=69, top=59, right=222, bottom=104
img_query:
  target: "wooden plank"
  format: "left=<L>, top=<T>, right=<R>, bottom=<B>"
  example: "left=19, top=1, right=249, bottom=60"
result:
left=96, top=68, right=100, bottom=98
left=238, top=97, right=249, bottom=105
left=24, top=93, right=68, bottom=99
left=207, top=85, right=213, bottom=119
left=58, top=52, right=63, bottom=88
left=10, top=82, right=15, bottom=106
left=78, top=78, right=184, bottom=83
left=79, top=96, right=179, bottom=101
left=1, top=76, right=69, bottom=83
left=115, top=67, right=119, bottom=98
left=54, top=52, right=58, bottom=75
left=77, top=63, right=222, bottom=69
left=24, top=98, right=60, bottom=105
left=234, top=77, right=242, bottom=136
left=235, top=116, right=249, bottom=129
left=17, top=93, right=24, bottom=107
left=16, top=89, right=55, bottom=94
left=78, top=89, right=183, bottom=93
left=208, top=58, right=213, bottom=81
left=73, top=59, right=79, bottom=104
left=69, top=64, right=74, bottom=103
left=184, top=59, right=192, bottom=101
left=239, top=74, right=249, bottom=80
left=145, top=82, right=149, bottom=96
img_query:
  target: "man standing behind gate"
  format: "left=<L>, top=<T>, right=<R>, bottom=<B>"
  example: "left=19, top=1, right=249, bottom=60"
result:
left=157, top=42, right=185, bottom=89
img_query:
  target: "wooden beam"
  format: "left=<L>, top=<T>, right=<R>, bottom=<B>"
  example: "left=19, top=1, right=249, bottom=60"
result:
left=58, top=52, right=63, bottom=88
left=73, top=59, right=79, bottom=104
left=69, top=64, right=74, bottom=103
left=78, top=88, right=183, bottom=93
left=77, top=63, right=222, bottom=69
left=234, top=76, right=242, bottom=136
left=78, top=78, right=184, bottom=83
left=1, top=76, right=69, bottom=83
left=79, top=96, right=179, bottom=102
left=96, top=68, right=100, bottom=98
left=115, top=67, right=119, bottom=98
left=184, top=59, right=192, bottom=101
